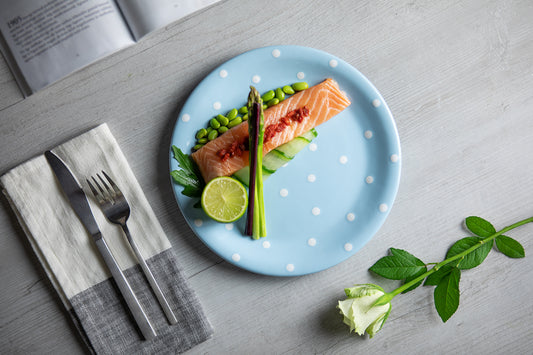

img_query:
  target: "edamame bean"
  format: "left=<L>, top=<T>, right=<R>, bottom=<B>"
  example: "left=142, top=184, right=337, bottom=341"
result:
left=261, top=90, right=275, bottom=102
left=216, top=114, right=229, bottom=126
left=275, top=87, right=285, bottom=101
left=207, top=130, right=218, bottom=140
left=227, top=117, right=242, bottom=128
left=267, top=98, right=279, bottom=107
left=218, top=126, right=228, bottom=134
left=292, top=82, right=308, bottom=91
left=282, top=85, right=295, bottom=95
left=210, top=118, right=221, bottom=129
left=238, top=106, right=248, bottom=114
left=206, top=127, right=213, bottom=133
left=198, top=138, right=208, bottom=144
left=242, top=114, right=248, bottom=121
left=195, top=128, right=207, bottom=139
left=226, top=108, right=238, bottom=120
left=193, top=144, right=204, bottom=151
left=262, top=103, right=268, bottom=110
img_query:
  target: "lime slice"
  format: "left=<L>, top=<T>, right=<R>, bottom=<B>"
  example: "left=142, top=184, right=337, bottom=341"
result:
left=201, top=176, right=248, bottom=223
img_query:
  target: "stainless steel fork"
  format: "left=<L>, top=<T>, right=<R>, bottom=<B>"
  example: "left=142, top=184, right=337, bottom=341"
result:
left=87, top=171, right=178, bottom=325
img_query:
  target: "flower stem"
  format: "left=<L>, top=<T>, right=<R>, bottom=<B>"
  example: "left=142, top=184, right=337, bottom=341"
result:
left=374, top=216, right=533, bottom=306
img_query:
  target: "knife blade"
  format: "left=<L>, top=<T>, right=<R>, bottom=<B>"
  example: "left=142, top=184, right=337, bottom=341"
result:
left=45, top=150, right=157, bottom=340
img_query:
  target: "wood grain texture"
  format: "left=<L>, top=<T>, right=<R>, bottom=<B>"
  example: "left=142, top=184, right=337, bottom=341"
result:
left=1, top=0, right=532, bottom=353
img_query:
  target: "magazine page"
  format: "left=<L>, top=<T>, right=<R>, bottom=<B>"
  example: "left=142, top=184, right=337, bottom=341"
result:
left=0, top=0, right=135, bottom=95
left=116, top=0, right=221, bottom=40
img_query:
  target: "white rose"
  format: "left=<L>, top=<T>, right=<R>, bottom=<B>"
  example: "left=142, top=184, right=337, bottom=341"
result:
left=338, top=284, right=392, bottom=338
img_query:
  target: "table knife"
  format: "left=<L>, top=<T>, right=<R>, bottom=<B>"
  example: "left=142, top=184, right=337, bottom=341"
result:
left=44, top=151, right=157, bottom=340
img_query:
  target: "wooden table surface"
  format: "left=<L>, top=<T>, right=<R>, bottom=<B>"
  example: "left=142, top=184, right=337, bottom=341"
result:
left=1, top=1, right=533, bottom=353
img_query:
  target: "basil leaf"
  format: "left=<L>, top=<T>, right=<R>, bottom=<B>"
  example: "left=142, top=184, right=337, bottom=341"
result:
left=369, top=249, right=426, bottom=280
left=434, top=267, right=461, bottom=322
left=170, top=145, right=205, bottom=197
left=446, top=236, right=493, bottom=270
left=495, top=235, right=525, bottom=258
left=424, top=265, right=455, bottom=286
left=465, top=216, right=496, bottom=237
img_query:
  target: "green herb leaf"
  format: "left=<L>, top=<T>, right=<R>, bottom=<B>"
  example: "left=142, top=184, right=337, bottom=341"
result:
left=369, top=249, right=426, bottom=280
left=495, top=235, right=525, bottom=258
left=401, top=269, right=426, bottom=294
left=424, top=265, right=455, bottom=286
left=465, top=216, right=496, bottom=237
left=434, top=267, right=461, bottom=322
left=446, top=236, right=493, bottom=270
left=170, top=145, right=204, bottom=197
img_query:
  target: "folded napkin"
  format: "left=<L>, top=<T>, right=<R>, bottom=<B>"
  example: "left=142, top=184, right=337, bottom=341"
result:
left=1, top=124, right=213, bottom=354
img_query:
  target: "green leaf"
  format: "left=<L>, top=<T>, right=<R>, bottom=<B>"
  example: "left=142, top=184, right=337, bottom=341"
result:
left=446, top=236, right=493, bottom=270
left=401, top=268, right=427, bottom=294
left=170, top=145, right=204, bottom=197
left=424, top=265, right=455, bottom=286
left=369, top=249, right=426, bottom=280
left=495, top=235, right=525, bottom=258
left=465, top=216, right=495, bottom=237
left=434, top=267, right=461, bottom=322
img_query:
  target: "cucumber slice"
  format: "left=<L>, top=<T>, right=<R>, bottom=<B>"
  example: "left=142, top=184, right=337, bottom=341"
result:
left=232, top=129, right=317, bottom=186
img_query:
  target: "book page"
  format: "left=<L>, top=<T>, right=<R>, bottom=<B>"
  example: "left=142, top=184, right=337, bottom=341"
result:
left=0, top=0, right=135, bottom=95
left=116, top=0, right=221, bottom=40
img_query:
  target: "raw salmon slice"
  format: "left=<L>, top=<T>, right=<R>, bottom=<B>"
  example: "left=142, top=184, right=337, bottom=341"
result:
left=192, top=78, right=351, bottom=182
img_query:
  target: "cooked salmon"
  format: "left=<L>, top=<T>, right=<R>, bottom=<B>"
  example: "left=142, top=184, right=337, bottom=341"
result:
left=191, top=78, right=351, bottom=182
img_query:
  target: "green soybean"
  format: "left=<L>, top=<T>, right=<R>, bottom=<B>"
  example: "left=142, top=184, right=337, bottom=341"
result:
left=210, top=118, right=221, bottom=129
left=226, top=108, right=238, bottom=120
left=238, top=106, right=248, bottom=114
left=267, top=98, right=279, bottom=107
left=242, top=114, right=248, bottom=121
left=292, top=82, right=308, bottom=91
left=275, top=87, right=285, bottom=101
left=218, top=126, right=228, bottom=134
left=198, top=138, right=208, bottom=144
left=262, top=103, right=268, bottom=110
left=282, top=85, right=295, bottom=95
left=195, top=128, right=207, bottom=139
left=207, top=130, right=218, bottom=140
left=261, top=90, right=275, bottom=102
left=227, top=117, right=242, bottom=128
left=206, top=127, right=213, bottom=133
left=216, top=114, right=229, bottom=126
left=193, top=144, right=204, bottom=151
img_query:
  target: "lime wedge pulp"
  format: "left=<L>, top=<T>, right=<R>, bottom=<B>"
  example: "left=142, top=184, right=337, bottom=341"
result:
left=201, top=176, right=248, bottom=223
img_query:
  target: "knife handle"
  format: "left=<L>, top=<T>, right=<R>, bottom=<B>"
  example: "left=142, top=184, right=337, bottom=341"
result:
left=95, top=238, right=157, bottom=340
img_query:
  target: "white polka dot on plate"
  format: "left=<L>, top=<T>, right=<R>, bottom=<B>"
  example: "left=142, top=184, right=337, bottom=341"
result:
left=286, top=264, right=295, bottom=272
left=364, top=130, right=373, bottom=139
left=379, top=203, right=389, bottom=212
left=213, top=102, right=221, bottom=110
left=308, top=238, right=317, bottom=246
left=194, top=219, right=203, bottom=227
left=372, top=99, right=382, bottom=107
left=329, top=59, right=338, bottom=68
left=232, top=253, right=241, bottom=262
left=339, top=155, right=348, bottom=164
left=262, top=241, right=271, bottom=249
left=280, top=188, right=288, bottom=197
left=181, top=113, right=190, bottom=122
left=344, top=243, right=353, bottom=251
left=272, top=49, right=281, bottom=58
left=346, top=213, right=355, bottom=222
left=366, top=176, right=374, bottom=184
left=219, top=69, right=228, bottom=78
left=307, top=174, right=316, bottom=182
left=308, top=143, right=317, bottom=152
left=225, top=224, right=233, bottom=231
left=312, top=207, right=321, bottom=216
left=297, top=72, right=305, bottom=79
left=252, top=75, right=261, bottom=83
left=390, top=154, right=399, bottom=163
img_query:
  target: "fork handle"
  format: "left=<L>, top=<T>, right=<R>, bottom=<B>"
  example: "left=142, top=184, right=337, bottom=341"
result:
left=122, top=224, right=178, bottom=325
left=95, top=238, right=158, bottom=340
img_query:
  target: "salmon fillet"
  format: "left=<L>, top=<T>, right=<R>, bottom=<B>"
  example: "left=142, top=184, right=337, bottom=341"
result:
left=192, top=78, right=351, bottom=182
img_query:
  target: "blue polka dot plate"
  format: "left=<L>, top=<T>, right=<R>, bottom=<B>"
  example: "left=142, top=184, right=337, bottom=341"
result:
left=169, top=45, right=401, bottom=276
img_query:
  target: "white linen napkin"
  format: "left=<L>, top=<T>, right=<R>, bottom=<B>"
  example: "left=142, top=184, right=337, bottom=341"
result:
left=1, top=123, right=213, bottom=354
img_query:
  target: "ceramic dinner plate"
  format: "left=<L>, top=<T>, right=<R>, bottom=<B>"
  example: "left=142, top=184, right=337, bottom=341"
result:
left=169, top=45, right=401, bottom=276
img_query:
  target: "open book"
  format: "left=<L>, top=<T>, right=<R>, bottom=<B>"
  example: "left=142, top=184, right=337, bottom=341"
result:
left=0, top=0, right=220, bottom=96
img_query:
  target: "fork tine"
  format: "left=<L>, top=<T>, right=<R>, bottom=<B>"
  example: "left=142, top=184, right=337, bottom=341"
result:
left=91, top=175, right=114, bottom=204
left=97, top=173, right=115, bottom=199
left=102, top=171, right=122, bottom=197
left=86, top=178, right=104, bottom=204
